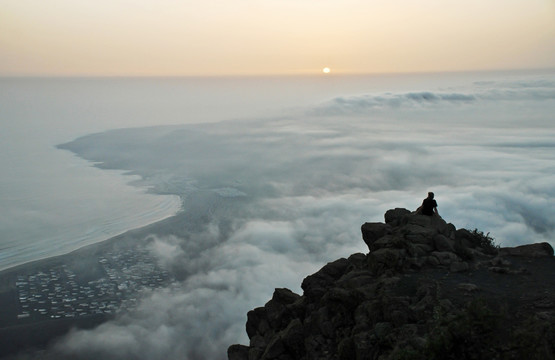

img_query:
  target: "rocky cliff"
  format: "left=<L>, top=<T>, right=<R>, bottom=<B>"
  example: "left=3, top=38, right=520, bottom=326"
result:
left=228, top=209, right=555, bottom=360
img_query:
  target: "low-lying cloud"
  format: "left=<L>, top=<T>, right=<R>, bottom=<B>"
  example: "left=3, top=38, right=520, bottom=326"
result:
left=47, top=75, right=555, bottom=359
left=311, top=78, right=555, bottom=116
left=312, top=91, right=477, bottom=115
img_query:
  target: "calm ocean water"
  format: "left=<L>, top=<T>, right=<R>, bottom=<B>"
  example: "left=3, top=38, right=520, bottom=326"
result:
left=0, top=75, right=363, bottom=271
left=1, top=71, right=553, bottom=271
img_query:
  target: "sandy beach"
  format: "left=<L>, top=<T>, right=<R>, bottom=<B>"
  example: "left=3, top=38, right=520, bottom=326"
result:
left=0, top=212, right=186, bottom=358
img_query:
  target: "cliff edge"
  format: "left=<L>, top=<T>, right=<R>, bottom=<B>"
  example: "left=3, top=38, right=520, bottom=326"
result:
left=228, top=208, right=554, bottom=360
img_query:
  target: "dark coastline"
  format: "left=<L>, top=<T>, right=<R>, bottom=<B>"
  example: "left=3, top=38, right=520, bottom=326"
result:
left=0, top=207, right=186, bottom=276
left=0, top=212, right=184, bottom=359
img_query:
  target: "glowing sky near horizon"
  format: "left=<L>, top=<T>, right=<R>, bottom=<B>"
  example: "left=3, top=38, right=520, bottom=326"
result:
left=1, top=0, right=554, bottom=76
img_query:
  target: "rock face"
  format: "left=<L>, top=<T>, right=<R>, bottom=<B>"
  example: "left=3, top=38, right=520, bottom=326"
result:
left=228, top=209, right=555, bottom=360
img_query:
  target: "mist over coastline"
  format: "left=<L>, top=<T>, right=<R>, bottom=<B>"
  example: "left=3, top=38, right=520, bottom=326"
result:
left=3, top=0, right=555, bottom=357
left=1, top=71, right=554, bottom=359
left=46, top=72, right=555, bottom=359
left=0, top=142, right=182, bottom=272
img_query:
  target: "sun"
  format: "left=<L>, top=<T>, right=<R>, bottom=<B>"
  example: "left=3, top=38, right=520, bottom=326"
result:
left=322, top=67, right=331, bottom=74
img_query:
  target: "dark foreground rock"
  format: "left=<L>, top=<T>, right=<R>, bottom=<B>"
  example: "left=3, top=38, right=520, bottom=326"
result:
left=228, top=209, right=555, bottom=360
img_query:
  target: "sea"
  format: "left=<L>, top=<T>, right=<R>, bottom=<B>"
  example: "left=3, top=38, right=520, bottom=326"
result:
left=1, top=70, right=554, bottom=272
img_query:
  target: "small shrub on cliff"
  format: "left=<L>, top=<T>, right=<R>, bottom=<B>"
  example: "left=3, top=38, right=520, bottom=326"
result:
left=471, top=228, right=499, bottom=255
left=424, top=298, right=504, bottom=360
left=511, top=316, right=555, bottom=359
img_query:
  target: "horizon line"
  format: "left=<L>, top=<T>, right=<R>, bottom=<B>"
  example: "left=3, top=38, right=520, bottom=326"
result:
left=1, top=67, right=554, bottom=79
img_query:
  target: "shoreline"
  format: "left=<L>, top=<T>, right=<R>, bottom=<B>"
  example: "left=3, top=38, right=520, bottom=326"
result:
left=0, top=210, right=187, bottom=359
left=0, top=207, right=182, bottom=277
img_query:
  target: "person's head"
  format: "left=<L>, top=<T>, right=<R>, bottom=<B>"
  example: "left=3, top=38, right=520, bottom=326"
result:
left=428, top=192, right=434, bottom=199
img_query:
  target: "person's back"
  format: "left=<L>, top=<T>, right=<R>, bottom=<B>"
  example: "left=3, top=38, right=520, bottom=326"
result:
left=420, top=192, right=438, bottom=216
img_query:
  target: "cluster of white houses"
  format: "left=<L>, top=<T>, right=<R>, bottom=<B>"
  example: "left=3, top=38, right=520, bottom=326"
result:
left=16, top=248, right=171, bottom=321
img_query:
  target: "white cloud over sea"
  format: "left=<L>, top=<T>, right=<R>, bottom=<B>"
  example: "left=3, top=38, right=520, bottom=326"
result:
left=42, top=74, right=555, bottom=360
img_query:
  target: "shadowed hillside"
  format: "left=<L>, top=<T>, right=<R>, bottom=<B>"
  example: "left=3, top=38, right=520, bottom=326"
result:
left=228, top=209, right=555, bottom=360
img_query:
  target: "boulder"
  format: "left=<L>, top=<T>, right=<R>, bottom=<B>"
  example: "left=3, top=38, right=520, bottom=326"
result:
left=445, top=223, right=457, bottom=239
left=347, top=253, right=368, bottom=269
left=261, top=335, right=286, bottom=359
left=434, top=234, right=455, bottom=252
left=370, top=235, right=396, bottom=250
left=426, top=255, right=440, bottom=266
left=431, top=251, right=460, bottom=266
left=368, top=248, right=406, bottom=273
left=402, top=224, right=436, bottom=246
left=301, top=258, right=351, bottom=297
left=500, top=242, right=554, bottom=257
left=227, top=344, right=249, bottom=360
left=455, top=228, right=478, bottom=248
left=271, top=288, right=301, bottom=305
left=412, top=243, right=434, bottom=256
left=337, top=271, right=375, bottom=289
left=405, top=214, right=433, bottom=227
left=264, top=289, right=301, bottom=330
left=246, top=307, right=270, bottom=338
left=361, top=222, right=392, bottom=251
left=450, top=261, right=469, bottom=272
left=429, top=215, right=450, bottom=235
left=281, top=319, right=305, bottom=358
left=384, top=208, right=411, bottom=226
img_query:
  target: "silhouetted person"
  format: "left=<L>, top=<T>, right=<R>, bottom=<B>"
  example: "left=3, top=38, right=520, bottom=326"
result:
left=417, top=192, right=439, bottom=216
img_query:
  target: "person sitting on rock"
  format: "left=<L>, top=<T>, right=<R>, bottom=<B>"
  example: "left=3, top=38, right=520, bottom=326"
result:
left=417, top=192, right=439, bottom=216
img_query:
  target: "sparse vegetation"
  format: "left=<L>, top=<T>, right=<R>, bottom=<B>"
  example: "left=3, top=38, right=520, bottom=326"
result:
left=470, top=228, right=499, bottom=255
left=510, top=316, right=555, bottom=359
left=424, top=298, right=503, bottom=359
left=392, top=298, right=555, bottom=360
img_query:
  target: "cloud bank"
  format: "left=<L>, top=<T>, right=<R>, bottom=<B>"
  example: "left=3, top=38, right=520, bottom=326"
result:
left=46, top=75, right=555, bottom=360
left=310, top=78, right=555, bottom=116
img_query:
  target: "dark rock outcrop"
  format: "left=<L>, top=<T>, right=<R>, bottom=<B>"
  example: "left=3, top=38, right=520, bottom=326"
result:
left=228, top=209, right=555, bottom=360
left=500, top=242, right=554, bottom=257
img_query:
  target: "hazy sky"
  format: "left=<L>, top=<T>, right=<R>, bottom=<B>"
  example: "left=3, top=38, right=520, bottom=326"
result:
left=1, top=0, right=554, bottom=76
